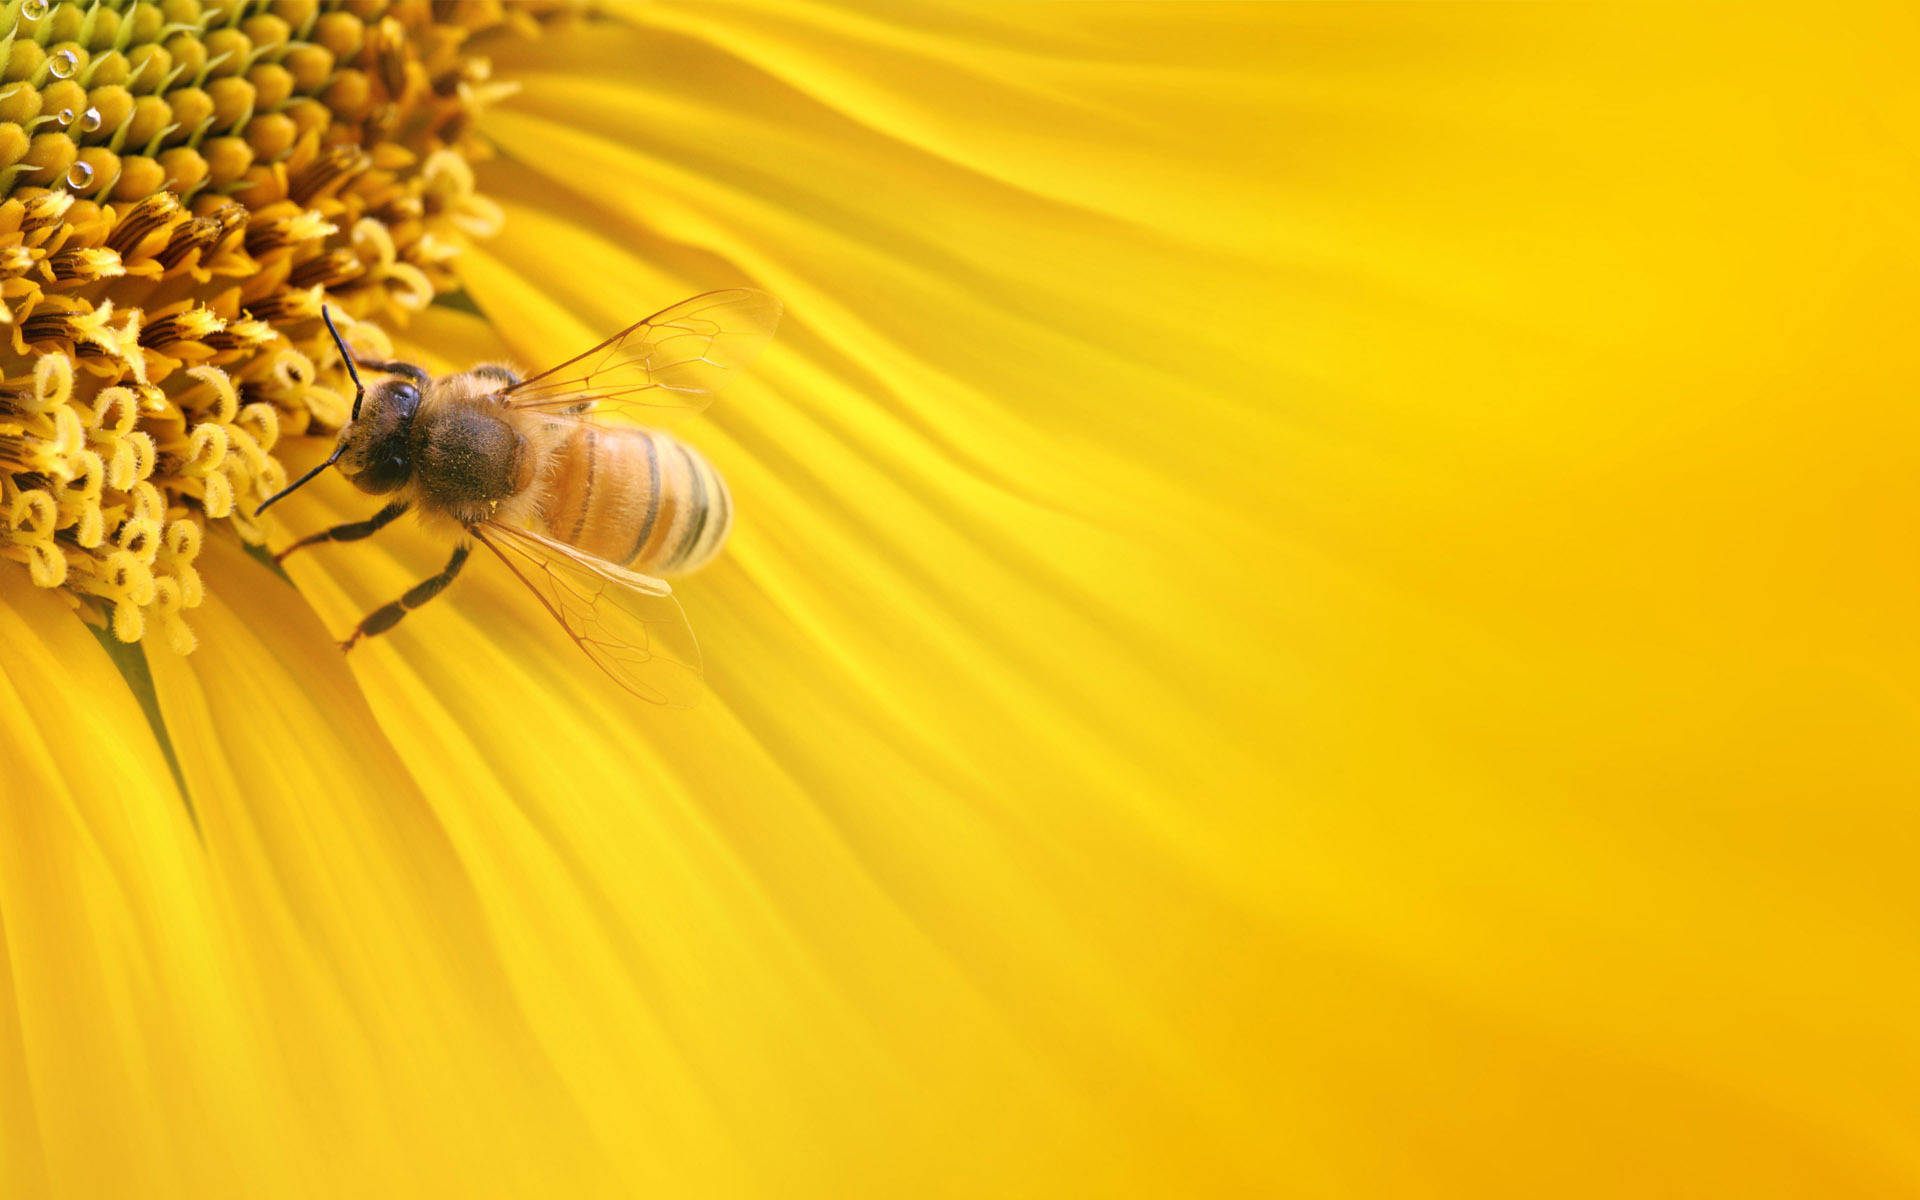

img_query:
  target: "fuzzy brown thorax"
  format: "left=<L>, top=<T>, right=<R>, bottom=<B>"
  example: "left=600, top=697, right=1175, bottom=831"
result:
left=408, top=388, right=528, bottom=520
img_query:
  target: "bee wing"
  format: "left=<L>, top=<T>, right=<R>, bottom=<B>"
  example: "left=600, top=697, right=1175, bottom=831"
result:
left=497, top=289, right=782, bottom=420
left=471, top=520, right=704, bottom=707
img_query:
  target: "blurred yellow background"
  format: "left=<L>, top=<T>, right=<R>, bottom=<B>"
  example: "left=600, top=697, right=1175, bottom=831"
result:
left=1189, top=4, right=1920, bottom=1193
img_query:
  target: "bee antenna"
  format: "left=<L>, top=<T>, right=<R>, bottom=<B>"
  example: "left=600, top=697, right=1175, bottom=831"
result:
left=322, top=305, right=367, bottom=421
left=255, top=443, right=345, bottom=517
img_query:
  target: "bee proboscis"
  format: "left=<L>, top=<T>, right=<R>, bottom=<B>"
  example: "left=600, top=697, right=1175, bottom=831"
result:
left=257, top=289, right=783, bottom=706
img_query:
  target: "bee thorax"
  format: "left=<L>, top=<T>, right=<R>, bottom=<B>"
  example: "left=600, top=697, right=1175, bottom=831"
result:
left=412, top=408, right=527, bottom=512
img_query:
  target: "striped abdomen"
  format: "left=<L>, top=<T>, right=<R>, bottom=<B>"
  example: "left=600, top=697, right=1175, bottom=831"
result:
left=537, top=425, right=732, bottom=576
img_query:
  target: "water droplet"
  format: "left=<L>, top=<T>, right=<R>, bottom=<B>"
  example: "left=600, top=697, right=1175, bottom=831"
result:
left=20, top=0, right=50, bottom=20
left=48, top=49, right=77, bottom=79
left=79, top=107, right=100, bottom=132
left=55, top=107, right=74, bottom=126
left=65, top=160, right=93, bottom=189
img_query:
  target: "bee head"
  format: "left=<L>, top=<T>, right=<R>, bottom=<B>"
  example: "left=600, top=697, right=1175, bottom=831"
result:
left=255, top=308, right=429, bottom=516
left=336, top=374, right=424, bottom=495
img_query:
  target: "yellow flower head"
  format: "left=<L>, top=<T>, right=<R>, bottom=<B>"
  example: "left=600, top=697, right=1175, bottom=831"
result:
left=0, top=0, right=541, bottom=650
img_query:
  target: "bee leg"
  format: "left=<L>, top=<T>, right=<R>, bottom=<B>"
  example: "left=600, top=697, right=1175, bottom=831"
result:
left=339, top=544, right=471, bottom=653
left=274, top=500, right=410, bottom=564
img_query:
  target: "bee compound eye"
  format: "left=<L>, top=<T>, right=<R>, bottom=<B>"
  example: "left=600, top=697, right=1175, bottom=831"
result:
left=345, top=438, right=414, bottom=495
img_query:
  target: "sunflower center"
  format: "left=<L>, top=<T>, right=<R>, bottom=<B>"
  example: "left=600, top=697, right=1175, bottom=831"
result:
left=0, top=0, right=555, bottom=651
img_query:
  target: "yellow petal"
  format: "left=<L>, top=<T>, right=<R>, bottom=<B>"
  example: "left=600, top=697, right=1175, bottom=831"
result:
left=145, top=536, right=620, bottom=1192
left=0, top=570, right=282, bottom=1195
left=574, top=0, right=1291, bottom=255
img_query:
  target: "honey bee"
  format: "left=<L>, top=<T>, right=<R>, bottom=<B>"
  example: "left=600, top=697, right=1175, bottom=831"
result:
left=256, top=290, right=782, bottom=706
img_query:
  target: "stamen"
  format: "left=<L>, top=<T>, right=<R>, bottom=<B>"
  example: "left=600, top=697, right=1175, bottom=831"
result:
left=140, top=304, right=226, bottom=351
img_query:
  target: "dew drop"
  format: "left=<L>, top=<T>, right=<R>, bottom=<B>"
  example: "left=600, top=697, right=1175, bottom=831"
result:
left=79, top=106, right=100, bottom=132
left=20, top=0, right=50, bottom=20
left=65, top=160, right=93, bottom=189
left=48, top=48, right=77, bottom=79
left=55, top=106, right=74, bottom=126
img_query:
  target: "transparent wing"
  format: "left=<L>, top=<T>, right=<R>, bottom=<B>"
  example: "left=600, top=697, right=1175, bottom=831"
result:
left=471, top=521, right=703, bottom=707
left=498, top=289, right=782, bottom=420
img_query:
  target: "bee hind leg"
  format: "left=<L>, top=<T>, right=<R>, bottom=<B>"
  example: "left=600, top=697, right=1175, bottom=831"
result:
left=275, top=500, right=410, bottom=564
left=339, top=543, right=471, bottom=653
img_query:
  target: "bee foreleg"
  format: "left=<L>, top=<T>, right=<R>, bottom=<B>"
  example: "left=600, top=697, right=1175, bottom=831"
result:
left=339, top=543, right=471, bottom=653
left=274, top=500, right=410, bottom=564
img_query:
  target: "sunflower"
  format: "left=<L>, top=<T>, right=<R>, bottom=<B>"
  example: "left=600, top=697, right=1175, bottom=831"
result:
left=1, top=1, right=1910, bottom=1196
